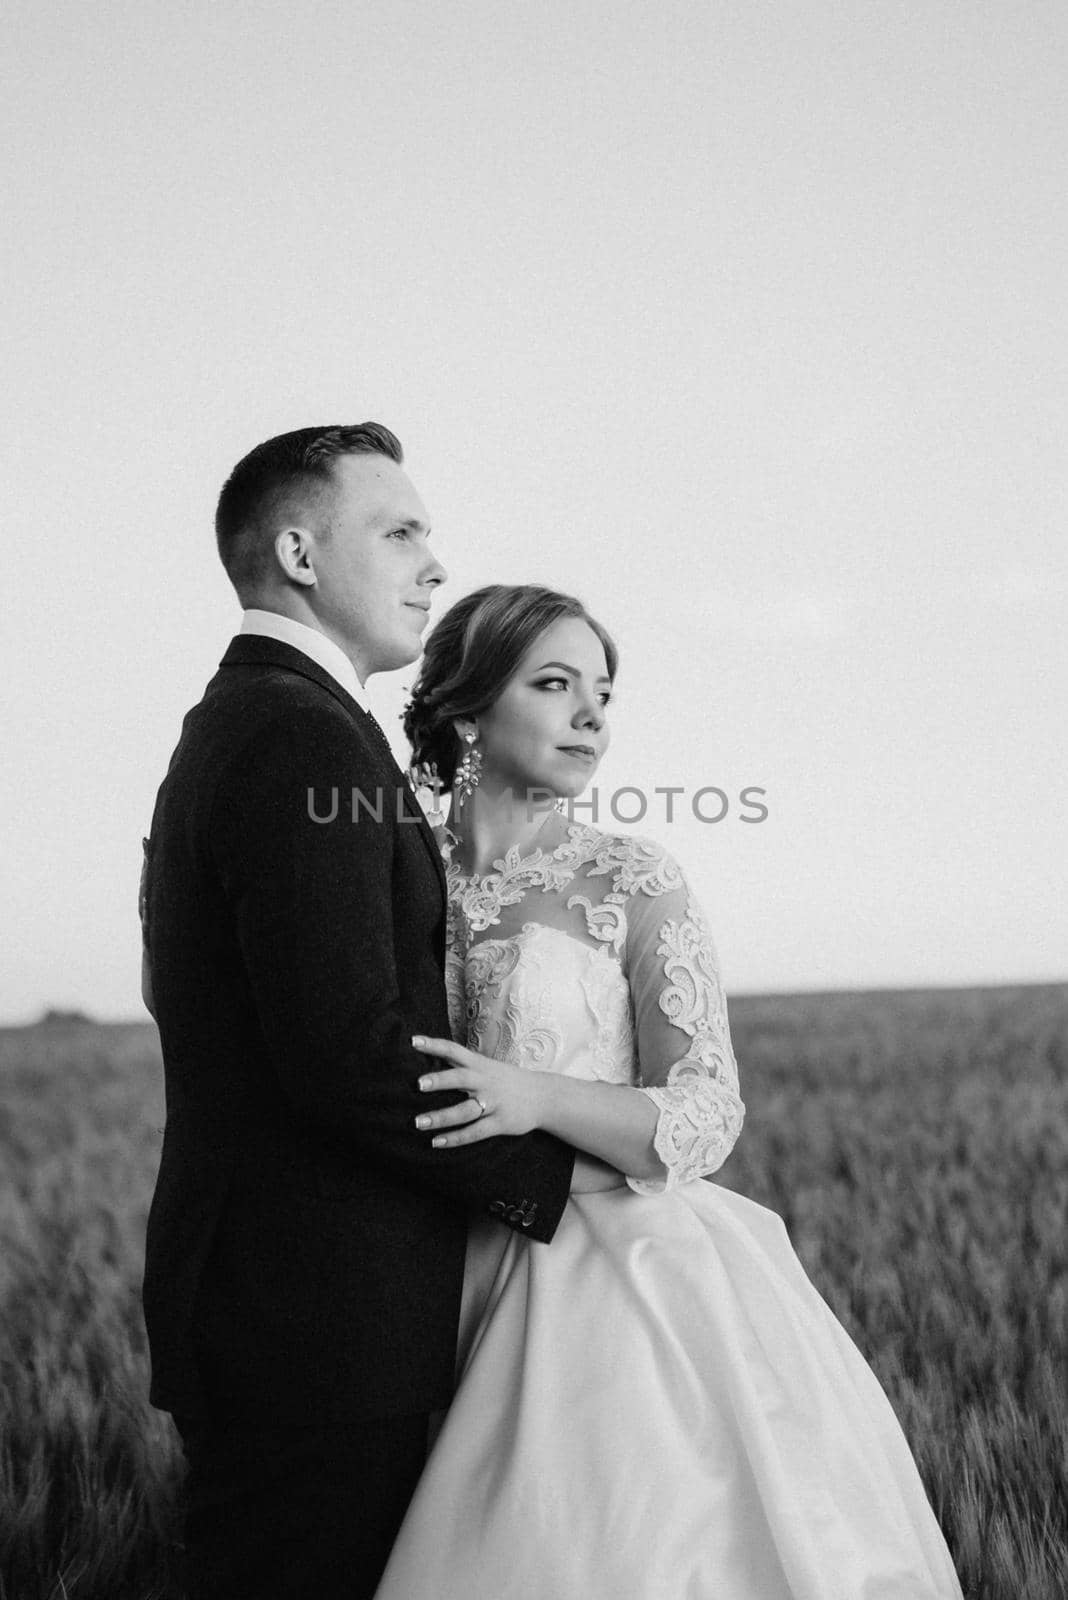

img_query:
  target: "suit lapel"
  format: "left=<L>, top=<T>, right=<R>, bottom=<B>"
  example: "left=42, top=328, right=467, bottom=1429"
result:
left=354, top=702, right=449, bottom=902
left=219, top=635, right=448, bottom=900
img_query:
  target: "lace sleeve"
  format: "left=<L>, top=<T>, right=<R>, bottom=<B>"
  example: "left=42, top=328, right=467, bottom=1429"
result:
left=623, top=848, right=745, bottom=1194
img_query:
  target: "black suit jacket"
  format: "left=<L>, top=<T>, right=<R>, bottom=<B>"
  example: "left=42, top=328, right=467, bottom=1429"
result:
left=141, top=634, right=574, bottom=1426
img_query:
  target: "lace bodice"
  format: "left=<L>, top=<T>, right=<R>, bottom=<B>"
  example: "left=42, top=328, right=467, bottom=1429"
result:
left=441, top=821, right=745, bottom=1192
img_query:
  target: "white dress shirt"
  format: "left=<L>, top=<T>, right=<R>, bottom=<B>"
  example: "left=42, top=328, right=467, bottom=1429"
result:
left=239, top=609, right=371, bottom=712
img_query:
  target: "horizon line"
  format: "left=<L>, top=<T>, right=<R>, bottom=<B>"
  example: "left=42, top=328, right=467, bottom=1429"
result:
left=5, top=973, right=1066, bottom=1031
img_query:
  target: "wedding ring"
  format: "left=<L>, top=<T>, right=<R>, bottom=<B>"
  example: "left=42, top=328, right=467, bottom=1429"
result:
left=471, top=1094, right=488, bottom=1119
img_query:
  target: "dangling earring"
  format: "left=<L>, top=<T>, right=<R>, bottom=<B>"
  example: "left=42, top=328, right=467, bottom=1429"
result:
left=453, top=730, right=483, bottom=807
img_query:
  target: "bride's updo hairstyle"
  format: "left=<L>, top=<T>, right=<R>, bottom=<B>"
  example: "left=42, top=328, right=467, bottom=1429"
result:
left=403, top=584, right=618, bottom=788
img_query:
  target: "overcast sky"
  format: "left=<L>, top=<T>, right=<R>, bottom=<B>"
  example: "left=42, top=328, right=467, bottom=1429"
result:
left=3, top=0, right=1065, bottom=1022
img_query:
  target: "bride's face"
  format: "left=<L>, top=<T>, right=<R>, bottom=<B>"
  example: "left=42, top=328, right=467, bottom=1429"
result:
left=475, top=616, right=612, bottom=801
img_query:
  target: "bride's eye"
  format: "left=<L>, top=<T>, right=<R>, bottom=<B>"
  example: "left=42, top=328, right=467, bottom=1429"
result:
left=534, top=677, right=569, bottom=691
left=387, top=527, right=411, bottom=540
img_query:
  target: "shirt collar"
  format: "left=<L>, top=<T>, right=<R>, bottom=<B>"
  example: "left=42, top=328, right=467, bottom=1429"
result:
left=239, top=609, right=370, bottom=711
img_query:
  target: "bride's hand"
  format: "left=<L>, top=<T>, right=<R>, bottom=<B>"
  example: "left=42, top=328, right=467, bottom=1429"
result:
left=412, top=1035, right=547, bottom=1145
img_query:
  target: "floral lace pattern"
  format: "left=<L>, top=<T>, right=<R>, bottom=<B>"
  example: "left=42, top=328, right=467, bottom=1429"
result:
left=626, top=895, right=745, bottom=1194
left=441, top=823, right=744, bottom=1190
left=464, top=927, right=565, bottom=1071
left=577, top=945, right=637, bottom=1085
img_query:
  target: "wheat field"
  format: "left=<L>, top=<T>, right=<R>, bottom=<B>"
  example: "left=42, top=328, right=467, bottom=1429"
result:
left=1, top=984, right=1066, bottom=1599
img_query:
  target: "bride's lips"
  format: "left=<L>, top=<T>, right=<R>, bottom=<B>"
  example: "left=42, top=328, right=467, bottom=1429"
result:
left=558, top=745, right=597, bottom=763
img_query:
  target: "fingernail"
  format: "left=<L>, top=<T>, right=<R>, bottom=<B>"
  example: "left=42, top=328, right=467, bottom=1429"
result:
left=432, top=1136, right=447, bottom=1148
left=411, top=1035, right=425, bottom=1047
left=418, top=1076, right=432, bottom=1091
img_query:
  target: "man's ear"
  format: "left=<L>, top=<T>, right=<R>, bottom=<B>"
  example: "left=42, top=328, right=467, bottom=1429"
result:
left=274, top=527, right=317, bottom=587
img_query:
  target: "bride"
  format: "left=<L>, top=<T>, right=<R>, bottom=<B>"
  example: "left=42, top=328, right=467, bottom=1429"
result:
left=375, top=583, right=963, bottom=1600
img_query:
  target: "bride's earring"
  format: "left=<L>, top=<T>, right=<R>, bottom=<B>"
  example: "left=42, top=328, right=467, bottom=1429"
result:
left=453, top=731, right=483, bottom=807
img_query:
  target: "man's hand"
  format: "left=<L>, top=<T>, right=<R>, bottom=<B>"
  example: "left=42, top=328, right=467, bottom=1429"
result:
left=412, top=1035, right=548, bottom=1146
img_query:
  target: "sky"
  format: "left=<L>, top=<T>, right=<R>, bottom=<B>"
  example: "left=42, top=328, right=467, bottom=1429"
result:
left=2, top=0, right=1065, bottom=1021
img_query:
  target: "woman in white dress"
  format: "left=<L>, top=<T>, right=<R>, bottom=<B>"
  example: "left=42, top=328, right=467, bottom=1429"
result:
left=376, top=584, right=963, bottom=1600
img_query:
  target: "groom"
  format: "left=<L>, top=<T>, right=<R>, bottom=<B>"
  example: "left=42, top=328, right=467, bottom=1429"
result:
left=140, top=424, right=576, bottom=1599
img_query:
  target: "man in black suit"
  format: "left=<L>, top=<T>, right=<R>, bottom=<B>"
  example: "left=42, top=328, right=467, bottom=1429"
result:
left=140, top=423, right=576, bottom=1599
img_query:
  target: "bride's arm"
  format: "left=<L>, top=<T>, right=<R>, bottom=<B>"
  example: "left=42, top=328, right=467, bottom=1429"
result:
left=570, top=1151, right=628, bottom=1193
left=526, top=1076, right=664, bottom=1183
left=411, top=1031, right=656, bottom=1182
left=413, top=849, right=745, bottom=1190
left=619, top=856, right=745, bottom=1192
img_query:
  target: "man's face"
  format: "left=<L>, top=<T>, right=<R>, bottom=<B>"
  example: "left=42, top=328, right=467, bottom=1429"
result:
left=309, top=453, right=447, bottom=678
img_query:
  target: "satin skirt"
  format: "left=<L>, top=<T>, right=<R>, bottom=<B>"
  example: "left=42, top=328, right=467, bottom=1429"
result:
left=375, top=1183, right=963, bottom=1600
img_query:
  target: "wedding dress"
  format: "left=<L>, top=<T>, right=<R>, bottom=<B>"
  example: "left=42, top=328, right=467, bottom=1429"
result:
left=374, top=823, right=963, bottom=1600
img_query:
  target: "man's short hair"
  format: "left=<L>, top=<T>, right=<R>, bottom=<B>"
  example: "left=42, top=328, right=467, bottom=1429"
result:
left=215, top=422, right=403, bottom=594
